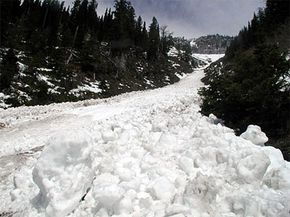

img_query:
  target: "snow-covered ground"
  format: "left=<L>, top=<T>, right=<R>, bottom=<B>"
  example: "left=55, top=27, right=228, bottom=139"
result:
left=0, top=54, right=290, bottom=217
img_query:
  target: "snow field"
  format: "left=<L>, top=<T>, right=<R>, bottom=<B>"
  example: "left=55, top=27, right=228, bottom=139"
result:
left=1, top=54, right=290, bottom=217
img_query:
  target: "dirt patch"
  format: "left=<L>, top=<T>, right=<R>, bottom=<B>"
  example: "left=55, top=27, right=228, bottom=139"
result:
left=0, top=123, right=6, bottom=129
left=0, top=212, right=14, bottom=217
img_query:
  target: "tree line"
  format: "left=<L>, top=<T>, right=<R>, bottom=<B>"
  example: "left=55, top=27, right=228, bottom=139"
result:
left=0, top=0, right=172, bottom=60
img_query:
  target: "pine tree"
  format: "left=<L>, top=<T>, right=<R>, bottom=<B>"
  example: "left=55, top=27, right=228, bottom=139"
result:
left=70, top=0, right=82, bottom=47
left=135, top=16, right=143, bottom=47
left=141, top=22, right=148, bottom=50
left=113, top=0, right=136, bottom=41
left=87, top=0, right=98, bottom=33
left=99, top=8, right=113, bottom=41
left=147, top=17, right=160, bottom=60
left=0, top=49, right=19, bottom=90
left=0, top=0, right=22, bottom=45
left=265, top=0, right=290, bottom=27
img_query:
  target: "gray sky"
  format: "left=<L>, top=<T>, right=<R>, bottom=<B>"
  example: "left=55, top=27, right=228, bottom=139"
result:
left=64, top=0, right=265, bottom=39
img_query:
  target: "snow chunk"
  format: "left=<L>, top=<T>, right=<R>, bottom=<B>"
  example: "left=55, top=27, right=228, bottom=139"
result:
left=179, top=156, right=194, bottom=175
left=32, top=129, right=94, bottom=217
left=237, top=151, right=271, bottom=183
left=240, top=125, right=268, bottom=146
left=92, top=174, right=124, bottom=212
left=93, top=185, right=124, bottom=211
left=102, top=129, right=117, bottom=142
left=149, top=177, right=175, bottom=202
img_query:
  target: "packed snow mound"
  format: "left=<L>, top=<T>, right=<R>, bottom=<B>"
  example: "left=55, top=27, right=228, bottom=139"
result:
left=0, top=56, right=289, bottom=217
left=240, top=125, right=268, bottom=146
left=32, top=129, right=94, bottom=217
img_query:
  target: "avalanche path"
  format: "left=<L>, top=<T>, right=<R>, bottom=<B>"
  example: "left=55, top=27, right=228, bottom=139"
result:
left=0, top=54, right=289, bottom=217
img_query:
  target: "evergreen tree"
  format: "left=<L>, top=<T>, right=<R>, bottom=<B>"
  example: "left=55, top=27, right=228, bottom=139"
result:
left=70, top=0, right=82, bottom=47
left=87, top=0, right=98, bottom=32
left=265, top=0, right=290, bottom=26
left=99, top=8, right=113, bottom=41
left=113, top=0, right=136, bottom=41
left=0, top=49, right=19, bottom=90
left=135, top=16, right=143, bottom=47
left=147, top=17, right=160, bottom=60
left=0, top=0, right=22, bottom=44
left=141, top=22, right=148, bottom=50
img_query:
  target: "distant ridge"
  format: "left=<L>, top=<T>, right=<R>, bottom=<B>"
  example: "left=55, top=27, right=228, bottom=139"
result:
left=191, top=34, right=233, bottom=54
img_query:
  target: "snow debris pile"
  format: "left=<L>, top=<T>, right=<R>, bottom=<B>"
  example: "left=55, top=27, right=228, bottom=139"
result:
left=1, top=55, right=289, bottom=217
left=32, top=129, right=94, bottom=217
left=240, top=125, right=268, bottom=146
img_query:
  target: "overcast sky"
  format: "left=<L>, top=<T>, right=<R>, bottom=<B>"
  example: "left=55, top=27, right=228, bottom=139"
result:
left=63, top=0, right=265, bottom=39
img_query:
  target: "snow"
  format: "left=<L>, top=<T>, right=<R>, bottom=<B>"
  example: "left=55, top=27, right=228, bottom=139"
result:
left=48, top=86, right=61, bottom=94
left=190, top=40, right=197, bottom=48
left=0, top=54, right=289, bottom=217
left=144, top=77, right=153, bottom=86
left=172, top=63, right=181, bottom=68
left=37, top=68, right=53, bottom=72
left=0, top=92, right=11, bottom=108
left=69, top=81, right=102, bottom=96
left=17, top=61, right=27, bottom=73
left=168, top=47, right=179, bottom=57
left=240, top=125, right=268, bottom=146
left=32, top=129, right=94, bottom=217
left=175, top=72, right=187, bottom=79
left=149, top=177, right=175, bottom=202
left=37, top=74, right=54, bottom=87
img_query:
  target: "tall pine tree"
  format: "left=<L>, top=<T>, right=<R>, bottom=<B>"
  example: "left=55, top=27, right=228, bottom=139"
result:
left=147, top=17, right=160, bottom=60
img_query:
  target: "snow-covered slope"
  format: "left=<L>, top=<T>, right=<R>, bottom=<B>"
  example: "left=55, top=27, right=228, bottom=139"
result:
left=0, top=54, right=289, bottom=217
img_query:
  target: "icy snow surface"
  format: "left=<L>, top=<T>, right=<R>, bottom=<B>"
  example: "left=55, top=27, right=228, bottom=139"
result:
left=0, top=54, right=290, bottom=217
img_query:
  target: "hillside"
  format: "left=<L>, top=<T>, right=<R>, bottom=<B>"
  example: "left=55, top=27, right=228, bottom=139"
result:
left=191, top=34, right=233, bottom=54
left=0, top=0, right=197, bottom=108
left=0, top=40, right=196, bottom=109
left=200, top=0, right=290, bottom=159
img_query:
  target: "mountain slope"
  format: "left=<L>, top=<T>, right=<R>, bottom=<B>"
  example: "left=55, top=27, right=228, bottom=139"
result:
left=191, top=34, right=233, bottom=54
left=0, top=0, right=197, bottom=108
left=0, top=54, right=289, bottom=217
left=0, top=42, right=196, bottom=109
